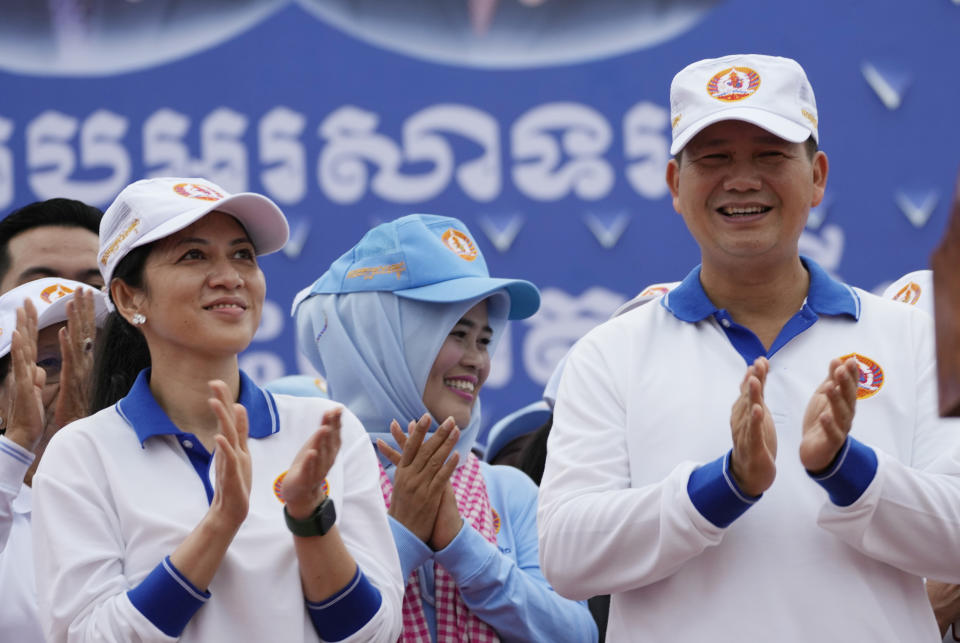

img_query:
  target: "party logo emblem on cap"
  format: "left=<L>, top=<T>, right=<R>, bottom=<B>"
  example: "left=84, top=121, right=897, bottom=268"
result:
left=173, top=182, right=223, bottom=201
left=707, top=67, right=761, bottom=102
left=40, top=282, right=75, bottom=304
left=839, top=353, right=884, bottom=400
left=441, top=229, right=478, bottom=262
left=891, top=281, right=922, bottom=306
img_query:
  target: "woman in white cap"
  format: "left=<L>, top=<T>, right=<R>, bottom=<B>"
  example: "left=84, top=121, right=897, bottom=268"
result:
left=31, top=177, right=403, bottom=643
left=0, top=278, right=103, bottom=642
left=293, top=213, right=597, bottom=642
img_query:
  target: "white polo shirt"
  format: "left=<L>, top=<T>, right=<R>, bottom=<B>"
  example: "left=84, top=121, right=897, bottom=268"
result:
left=0, top=436, right=44, bottom=642
left=539, top=258, right=960, bottom=642
left=32, top=370, right=403, bottom=643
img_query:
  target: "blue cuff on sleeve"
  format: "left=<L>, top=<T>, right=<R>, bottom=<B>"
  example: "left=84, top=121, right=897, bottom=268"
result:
left=433, top=520, right=496, bottom=583
left=687, top=451, right=760, bottom=528
left=0, top=436, right=34, bottom=491
left=388, top=514, right=434, bottom=581
left=0, top=436, right=35, bottom=467
left=127, top=556, right=209, bottom=637
left=306, top=567, right=383, bottom=642
left=808, top=437, right=878, bottom=507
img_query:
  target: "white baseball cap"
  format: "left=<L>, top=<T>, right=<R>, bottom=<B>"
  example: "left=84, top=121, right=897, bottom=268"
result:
left=669, top=53, right=819, bottom=155
left=0, top=278, right=109, bottom=359
left=98, top=177, right=289, bottom=287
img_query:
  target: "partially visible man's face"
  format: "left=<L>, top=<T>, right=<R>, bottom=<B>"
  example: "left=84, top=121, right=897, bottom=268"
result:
left=0, top=225, right=102, bottom=294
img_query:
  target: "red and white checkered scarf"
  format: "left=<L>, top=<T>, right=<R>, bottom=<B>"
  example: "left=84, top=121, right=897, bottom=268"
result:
left=379, top=452, right=500, bottom=642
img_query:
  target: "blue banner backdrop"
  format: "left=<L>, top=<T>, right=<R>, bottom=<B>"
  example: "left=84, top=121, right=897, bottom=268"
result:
left=1, top=0, right=958, bottom=441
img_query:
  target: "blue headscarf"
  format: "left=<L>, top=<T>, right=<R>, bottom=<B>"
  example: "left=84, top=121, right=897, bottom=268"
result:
left=294, top=289, right=509, bottom=469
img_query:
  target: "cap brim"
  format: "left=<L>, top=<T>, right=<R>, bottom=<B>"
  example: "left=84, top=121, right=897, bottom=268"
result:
left=484, top=400, right=552, bottom=462
left=393, top=276, right=541, bottom=320
left=132, top=192, right=289, bottom=257
left=0, top=287, right=110, bottom=359
left=36, top=289, right=110, bottom=332
left=670, top=108, right=813, bottom=155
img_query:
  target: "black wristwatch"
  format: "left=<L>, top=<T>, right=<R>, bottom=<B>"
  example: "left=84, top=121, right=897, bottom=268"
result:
left=283, top=496, right=336, bottom=537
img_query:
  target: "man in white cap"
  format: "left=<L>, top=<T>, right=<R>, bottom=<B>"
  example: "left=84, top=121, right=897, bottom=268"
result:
left=538, top=53, right=960, bottom=641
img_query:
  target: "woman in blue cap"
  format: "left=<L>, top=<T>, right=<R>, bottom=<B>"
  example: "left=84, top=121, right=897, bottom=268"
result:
left=293, top=213, right=597, bottom=642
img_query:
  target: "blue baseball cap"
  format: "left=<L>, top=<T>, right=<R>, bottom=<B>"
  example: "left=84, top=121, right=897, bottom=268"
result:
left=294, top=214, right=540, bottom=320
left=484, top=400, right=552, bottom=463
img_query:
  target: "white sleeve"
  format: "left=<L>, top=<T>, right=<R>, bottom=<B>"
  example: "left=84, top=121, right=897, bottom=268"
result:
left=816, top=447, right=960, bottom=582
left=32, top=426, right=178, bottom=643
left=816, top=312, right=960, bottom=582
left=537, top=333, right=725, bottom=601
left=0, top=436, right=32, bottom=554
left=330, top=407, right=404, bottom=642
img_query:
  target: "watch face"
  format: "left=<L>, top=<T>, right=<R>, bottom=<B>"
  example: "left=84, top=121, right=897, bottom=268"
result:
left=284, top=497, right=336, bottom=537
left=317, top=496, right=337, bottom=534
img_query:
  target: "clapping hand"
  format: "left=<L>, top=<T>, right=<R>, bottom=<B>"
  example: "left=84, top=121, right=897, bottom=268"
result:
left=282, top=407, right=342, bottom=520
left=377, top=414, right=461, bottom=547
left=729, top=357, right=777, bottom=497
left=208, top=380, right=253, bottom=531
left=6, top=300, right=46, bottom=452
left=800, top=357, right=859, bottom=473
left=52, top=286, right=97, bottom=429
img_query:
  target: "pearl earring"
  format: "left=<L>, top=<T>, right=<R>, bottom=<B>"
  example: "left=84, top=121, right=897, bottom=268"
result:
left=132, top=313, right=146, bottom=325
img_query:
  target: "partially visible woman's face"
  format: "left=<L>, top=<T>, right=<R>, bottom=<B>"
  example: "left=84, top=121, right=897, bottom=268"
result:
left=136, top=211, right=265, bottom=361
left=422, top=300, right=492, bottom=429
left=0, top=322, right=65, bottom=422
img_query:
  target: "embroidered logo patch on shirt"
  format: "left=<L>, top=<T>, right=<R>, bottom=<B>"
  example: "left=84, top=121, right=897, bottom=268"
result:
left=891, top=281, right=923, bottom=306
left=839, top=353, right=884, bottom=399
left=273, top=471, right=330, bottom=503
left=639, top=285, right=671, bottom=298
left=491, top=508, right=501, bottom=534
left=707, top=67, right=761, bottom=102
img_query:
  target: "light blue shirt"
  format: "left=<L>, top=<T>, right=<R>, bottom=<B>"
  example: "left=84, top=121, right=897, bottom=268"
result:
left=389, top=461, right=598, bottom=642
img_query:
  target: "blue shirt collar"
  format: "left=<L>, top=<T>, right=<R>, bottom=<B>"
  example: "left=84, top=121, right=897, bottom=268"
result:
left=117, top=369, right=281, bottom=445
left=662, top=256, right=860, bottom=322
